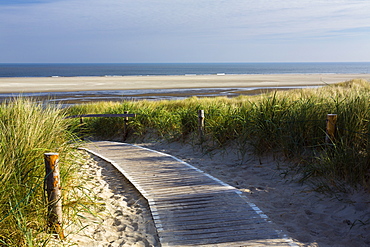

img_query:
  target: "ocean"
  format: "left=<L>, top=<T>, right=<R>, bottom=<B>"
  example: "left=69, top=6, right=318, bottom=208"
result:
left=1, top=62, right=370, bottom=77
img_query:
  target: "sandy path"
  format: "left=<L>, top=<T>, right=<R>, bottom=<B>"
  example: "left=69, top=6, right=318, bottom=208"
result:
left=1, top=74, right=370, bottom=93
left=52, top=153, right=160, bottom=247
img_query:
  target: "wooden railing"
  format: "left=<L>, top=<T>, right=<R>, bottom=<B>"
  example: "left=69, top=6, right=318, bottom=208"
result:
left=66, top=112, right=136, bottom=141
left=65, top=113, right=136, bottom=119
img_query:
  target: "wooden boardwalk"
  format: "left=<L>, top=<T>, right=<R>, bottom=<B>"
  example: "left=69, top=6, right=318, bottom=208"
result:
left=83, top=141, right=298, bottom=247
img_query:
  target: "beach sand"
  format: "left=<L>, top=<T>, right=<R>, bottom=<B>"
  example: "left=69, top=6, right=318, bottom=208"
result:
left=51, top=152, right=160, bottom=247
left=1, top=74, right=370, bottom=93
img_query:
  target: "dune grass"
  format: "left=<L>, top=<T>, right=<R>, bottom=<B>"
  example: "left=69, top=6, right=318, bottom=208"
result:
left=65, top=79, right=370, bottom=191
left=1, top=80, right=367, bottom=245
left=0, top=98, right=83, bottom=246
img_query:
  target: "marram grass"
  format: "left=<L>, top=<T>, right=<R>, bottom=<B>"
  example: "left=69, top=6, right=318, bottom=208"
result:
left=65, top=79, right=370, bottom=191
left=0, top=98, right=82, bottom=246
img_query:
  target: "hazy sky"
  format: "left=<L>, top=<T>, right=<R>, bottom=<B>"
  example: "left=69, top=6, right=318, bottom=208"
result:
left=1, top=0, right=370, bottom=63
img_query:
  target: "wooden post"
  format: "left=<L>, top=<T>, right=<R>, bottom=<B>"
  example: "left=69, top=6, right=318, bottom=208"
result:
left=326, top=114, right=337, bottom=143
left=123, top=111, right=129, bottom=141
left=198, top=110, right=205, bottom=140
left=44, top=153, right=65, bottom=240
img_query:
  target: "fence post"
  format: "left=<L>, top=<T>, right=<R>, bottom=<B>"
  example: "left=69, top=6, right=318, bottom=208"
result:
left=198, top=110, right=205, bottom=140
left=123, top=111, right=129, bottom=141
left=326, top=114, right=337, bottom=143
left=44, top=153, right=65, bottom=240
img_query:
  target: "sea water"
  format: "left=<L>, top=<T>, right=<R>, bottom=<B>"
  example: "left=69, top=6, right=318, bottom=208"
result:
left=0, top=62, right=370, bottom=77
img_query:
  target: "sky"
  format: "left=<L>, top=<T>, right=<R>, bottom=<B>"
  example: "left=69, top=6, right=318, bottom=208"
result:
left=1, top=0, right=370, bottom=63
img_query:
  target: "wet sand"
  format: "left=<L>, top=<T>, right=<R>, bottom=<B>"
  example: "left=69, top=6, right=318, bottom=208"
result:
left=1, top=74, right=369, bottom=104
left=1, top=74, right=369, bottom=93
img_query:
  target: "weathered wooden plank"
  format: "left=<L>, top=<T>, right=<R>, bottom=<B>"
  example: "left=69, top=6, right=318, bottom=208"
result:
left=127, top=177, right=212, bottom=185
left=161, top=239, right=292, bottom=247
left=159, top=227, right=280, bottom=239
left=150, top=192, right=231, bottom=202
left=152, top=201, right=228, bottom=210
left=159, top=229, right=281, bottom=245
left=152, top=210, right=262, bottom=223
left=141, top=187, right=234, bottom=197
left=125, top=172, right=212, bottom=180
left=154, top=199, right=261, bottom=212
left=142, top=182, right=232, bottom=191
left=139, top=184, right=229, bottom=193
left=152, top=199, right=258, bottom=212
left=162, top=235, right=291, bottom=247
left=151, top=196, right=250, bottom=208
left=157, top=218, right=267, bottom=231
left=132, top=179, right=216, bottom=186
left=127, top=168, right=205, bottom=175
left=152, top=208, right=260, bottom=220
left=150, top=196, right=217, bottom=206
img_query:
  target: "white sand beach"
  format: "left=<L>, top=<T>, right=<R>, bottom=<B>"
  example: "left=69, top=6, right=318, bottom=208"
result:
left=1, top=74, right=370, bottom=93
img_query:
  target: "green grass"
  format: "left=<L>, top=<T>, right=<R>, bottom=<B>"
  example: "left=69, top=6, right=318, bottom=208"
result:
left=64, top=79, right=370, bottom=191
left=0, top=98, right=82, bottom=246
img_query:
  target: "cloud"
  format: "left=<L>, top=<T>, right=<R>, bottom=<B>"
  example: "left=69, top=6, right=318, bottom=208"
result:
left=3, top=0, right=370, bottom=37
left=0, top=0, right=56, bottom=5
left=1, top=0, right=370, bottom=62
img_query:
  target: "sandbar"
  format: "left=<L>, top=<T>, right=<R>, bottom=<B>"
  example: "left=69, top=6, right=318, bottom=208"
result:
left=0, top=74, right=369, bottom=93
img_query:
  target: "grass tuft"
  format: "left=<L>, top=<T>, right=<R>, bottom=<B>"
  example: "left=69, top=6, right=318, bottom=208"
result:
left=0, top=98, right=81, bottom=246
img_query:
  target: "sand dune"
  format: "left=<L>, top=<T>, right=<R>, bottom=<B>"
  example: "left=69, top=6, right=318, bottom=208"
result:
left=53, top=142, right=370, bottom=247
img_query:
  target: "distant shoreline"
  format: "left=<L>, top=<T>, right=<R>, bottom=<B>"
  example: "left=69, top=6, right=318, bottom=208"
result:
left=0, top=74, right=368, bottom=104
left=0, top=74, right=369, bottom=94
left=0, top=86, right=313, bottom=105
